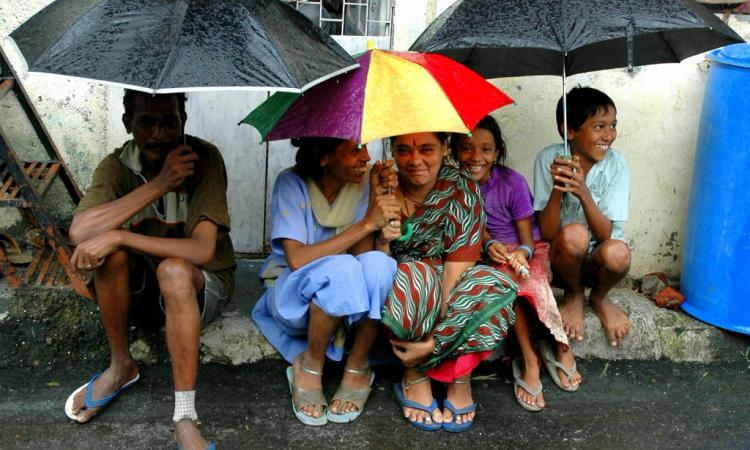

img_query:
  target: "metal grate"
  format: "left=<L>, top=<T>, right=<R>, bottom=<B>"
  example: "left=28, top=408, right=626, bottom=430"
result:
left=286, top=0, right=393, bottom=36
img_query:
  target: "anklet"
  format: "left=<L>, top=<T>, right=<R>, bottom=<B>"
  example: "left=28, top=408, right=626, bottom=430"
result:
left=404, top=376, right=429, bottom=390
left=173, top=390, right=198, bottom=422
left=344, top=365, right=370, bottom=375
left=299, top=356, right=323, bottom=377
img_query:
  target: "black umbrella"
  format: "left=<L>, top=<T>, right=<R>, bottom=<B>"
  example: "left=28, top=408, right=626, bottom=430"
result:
left=410, top=0, right=744, bottom=78
left=410, top=0, right=744, bottom=152
left=8, top=0, right=358, bottom=93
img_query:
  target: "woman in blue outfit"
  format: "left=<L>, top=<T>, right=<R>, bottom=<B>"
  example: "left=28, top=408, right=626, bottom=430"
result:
left=252, top=137, right=400, bottom=426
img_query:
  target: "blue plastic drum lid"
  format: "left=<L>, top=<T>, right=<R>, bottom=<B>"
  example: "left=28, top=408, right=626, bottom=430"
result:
left=681, top=43, right=750, bottom=335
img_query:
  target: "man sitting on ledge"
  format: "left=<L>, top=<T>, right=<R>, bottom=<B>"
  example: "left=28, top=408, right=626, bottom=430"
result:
left=65, top=89, right=235, bottom=450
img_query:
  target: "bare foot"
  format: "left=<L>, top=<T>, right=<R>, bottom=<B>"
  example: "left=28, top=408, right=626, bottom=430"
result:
left=559, top=291, right=586, bottom=341
left=554, top=343, right=582, bottom=390
left=292, top=353, right=325, bottom=418
left=174, top=419, right=211, bottom=450
left=516, top=359, right=544, bottom=409
left=69, top=360, right=139, bottom=423
left=590, top=294, right=631, bottom=346
left=444, top=375, right=475, bottom=425
left=329, top=365, right=371, bottom=414
left=401, top=371, right=441, bottom=426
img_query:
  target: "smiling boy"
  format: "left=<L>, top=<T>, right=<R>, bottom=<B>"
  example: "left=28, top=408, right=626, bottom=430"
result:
left=533, top=87, right=631, bottom=348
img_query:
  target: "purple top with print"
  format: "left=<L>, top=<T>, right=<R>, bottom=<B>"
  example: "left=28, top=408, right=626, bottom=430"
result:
left=480, top=166, right=541, bottom=244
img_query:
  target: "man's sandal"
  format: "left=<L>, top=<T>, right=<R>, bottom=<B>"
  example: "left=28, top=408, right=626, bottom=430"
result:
left=286, top=359, right=328, bottom=426
left=393, top=376, right=441, bottom=432
left=512, top=358, right=544, bottom=412
left=64, top=371, right=141, bottom=423
left=326, top=366, right=375, bottom=424
left=442, top=378, right=477, bottom=432
left=539, top=340, right=580, bottom=392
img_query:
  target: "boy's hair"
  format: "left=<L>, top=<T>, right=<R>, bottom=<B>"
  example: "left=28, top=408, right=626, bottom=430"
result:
left=555, top=87, right=616, bottom=138
left=450, top=115, right=507, bottom=168
left=291, top=137, right=345, bottom=180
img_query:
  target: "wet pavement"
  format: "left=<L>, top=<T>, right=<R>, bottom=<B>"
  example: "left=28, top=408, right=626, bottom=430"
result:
left=1, top=359, right=749, bottom=449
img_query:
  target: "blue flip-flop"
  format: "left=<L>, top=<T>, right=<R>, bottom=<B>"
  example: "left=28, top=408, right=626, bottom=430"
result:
left=177, top=442, right=216, bottom=450
left=441, top=399, right=476, bottom=433
left=392, top=383, right=441, bottom=432
left=64, top=372, right=140, bottom=422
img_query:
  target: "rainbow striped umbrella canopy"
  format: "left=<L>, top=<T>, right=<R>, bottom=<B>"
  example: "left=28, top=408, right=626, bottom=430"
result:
left=242, top=49, right=513, bottom=143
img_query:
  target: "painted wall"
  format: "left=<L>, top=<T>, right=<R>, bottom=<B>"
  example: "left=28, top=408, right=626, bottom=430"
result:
left=2, top=0, right=749, bottom=277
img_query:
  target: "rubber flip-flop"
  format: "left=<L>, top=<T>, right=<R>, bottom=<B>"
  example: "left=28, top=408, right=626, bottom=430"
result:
left=177, top=442, right=216, bottom=450
left=0, top=233, right=32, bottom=265
left=512, top=358, right=544, bottom=412
left=327, top=370, right=375, bottom=424
left=64, top=372, right=140, bottom=422
left=441, top=399, right=477, bottom=433
left=392, top=383, right=441, bottom=432
left=539, top=340, right=580, bottom=392
left=286, top=366, right=328, bottom=426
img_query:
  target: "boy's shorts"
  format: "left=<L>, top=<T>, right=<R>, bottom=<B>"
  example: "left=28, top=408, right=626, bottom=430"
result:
left=91, top=254, right=235, bottom=328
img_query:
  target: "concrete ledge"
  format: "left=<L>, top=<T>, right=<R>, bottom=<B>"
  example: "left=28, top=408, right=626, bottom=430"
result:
left=200, top=311, right=278, bottom=365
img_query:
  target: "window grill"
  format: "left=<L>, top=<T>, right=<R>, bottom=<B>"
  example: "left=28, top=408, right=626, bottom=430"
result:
left=285, top=0, right=393, bottom=37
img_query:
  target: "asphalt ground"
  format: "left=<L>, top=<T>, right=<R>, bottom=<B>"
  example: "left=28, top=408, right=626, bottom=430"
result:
left=1, top=359, right=749, bottom=450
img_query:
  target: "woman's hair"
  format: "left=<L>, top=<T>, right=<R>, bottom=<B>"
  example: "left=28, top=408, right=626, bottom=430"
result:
left=291, top=137, right=345, bottom=180
left=450, top=115, right=507, bottom=168
left=389, top=131, right=449, bottom=147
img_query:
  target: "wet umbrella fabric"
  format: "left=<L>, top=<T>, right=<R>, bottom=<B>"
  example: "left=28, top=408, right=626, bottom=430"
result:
left=241, top=49, right=514, bottom=144
left=410, top=0, right=744, bottom=78
left=8, top=0, right=358, bottom=93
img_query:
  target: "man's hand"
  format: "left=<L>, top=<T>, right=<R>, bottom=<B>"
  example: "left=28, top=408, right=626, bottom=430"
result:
left=390, top=337, right=435, bottom=367
left=153, top=146, right=199, bottom=192
left=551, top=155, right=590, bottom=200
left=71, top=230, right=124, bottom=270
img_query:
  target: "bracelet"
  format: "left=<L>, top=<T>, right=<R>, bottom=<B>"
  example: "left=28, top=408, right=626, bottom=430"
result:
left=483, top=239, right=498, bottom=254
left=517, top=244, right=534, bottom=260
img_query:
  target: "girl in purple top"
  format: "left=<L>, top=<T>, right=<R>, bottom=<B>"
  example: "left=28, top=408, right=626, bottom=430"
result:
left=452, top=116, right=581, bottom=412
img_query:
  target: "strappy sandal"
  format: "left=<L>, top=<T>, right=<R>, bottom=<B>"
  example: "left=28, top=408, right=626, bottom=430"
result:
left=539, top=340, right=581, bottom=392
left=393, top=376, right=441, bottom=432
left=286, top=357, right=328, bottom=426
left=327, top=366, right=375, bottom=424
left=442, top=378, right=476, bottom=433
left=512, top=358, right=544, bottom=412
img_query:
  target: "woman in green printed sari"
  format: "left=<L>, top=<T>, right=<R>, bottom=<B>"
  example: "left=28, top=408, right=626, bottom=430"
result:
left=380, top=132, right=517, bottom=432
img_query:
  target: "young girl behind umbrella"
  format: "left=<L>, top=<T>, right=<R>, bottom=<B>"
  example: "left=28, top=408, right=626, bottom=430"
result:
left=452, top=116, right=581, bottom=411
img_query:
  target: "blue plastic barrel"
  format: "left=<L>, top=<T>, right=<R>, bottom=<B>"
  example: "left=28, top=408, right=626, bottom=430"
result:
left=681, top=44, right=750, bottom=335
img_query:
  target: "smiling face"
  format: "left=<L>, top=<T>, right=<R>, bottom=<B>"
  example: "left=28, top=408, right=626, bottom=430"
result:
left=321, top=140, right=371, bottom=184
left=568, top=105, right=617, bottom=166
left=456, top=127, right=499, bottom=184
left=392, top=132, right=445, bottom=192
left=123, top=93, right=183, bottom=169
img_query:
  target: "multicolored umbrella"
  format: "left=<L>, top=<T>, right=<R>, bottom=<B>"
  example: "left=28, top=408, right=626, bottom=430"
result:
left=241, top=49, right=513, bottom=143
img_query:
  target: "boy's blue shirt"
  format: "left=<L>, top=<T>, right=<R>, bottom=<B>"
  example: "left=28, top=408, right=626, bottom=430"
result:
left=533, top=143, right=629, bottom=243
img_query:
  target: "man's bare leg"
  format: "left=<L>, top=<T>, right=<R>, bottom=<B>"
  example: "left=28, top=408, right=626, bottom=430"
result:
left=550, top=224, right=590, bottom=341
left=292, top=302, right=341, bottom=418
left=329, top=319, right=378, bottom=414
left=70, top=249, right=139, bottom=423
left=157, top=257, right=207, bottom=450
left=587, top=240, right=631, bottom=346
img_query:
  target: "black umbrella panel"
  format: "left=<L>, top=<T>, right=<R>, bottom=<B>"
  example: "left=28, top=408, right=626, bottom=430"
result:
left=8, top=0, right=358, bottom=93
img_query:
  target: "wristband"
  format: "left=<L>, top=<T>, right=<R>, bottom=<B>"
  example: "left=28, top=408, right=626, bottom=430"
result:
left=483, top=239, right=498, bottom=254
left=517, top=244, right=534, bottom=260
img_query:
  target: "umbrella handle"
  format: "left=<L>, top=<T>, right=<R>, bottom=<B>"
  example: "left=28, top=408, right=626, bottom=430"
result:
left=396, top=219, right=414, bottom=242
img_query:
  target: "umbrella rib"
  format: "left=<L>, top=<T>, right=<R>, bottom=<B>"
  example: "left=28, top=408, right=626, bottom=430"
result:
left=153, top=1, right=190, bottom=93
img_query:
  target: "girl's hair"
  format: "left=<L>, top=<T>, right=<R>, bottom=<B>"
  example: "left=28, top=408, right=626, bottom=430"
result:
left=291, top=137, right=345, bottom=180
left=450, top=115, right=507, bottom=168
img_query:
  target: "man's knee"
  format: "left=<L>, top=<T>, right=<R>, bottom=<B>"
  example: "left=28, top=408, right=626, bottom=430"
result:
left=157, top=258, right=199, bottom=301
left=553, top=224, right=590, bottom=259
left=597, top=240, right=631, bottom=275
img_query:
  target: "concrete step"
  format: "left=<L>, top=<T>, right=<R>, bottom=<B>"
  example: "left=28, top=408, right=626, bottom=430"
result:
left=1, top=259, right=748, bottom=367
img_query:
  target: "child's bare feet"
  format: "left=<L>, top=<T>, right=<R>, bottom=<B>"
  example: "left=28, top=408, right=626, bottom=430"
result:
left=559, top=291, right=586, bottom=341
left=444, top=375, right=476, bottom=425
left=555, top=343, right=582, bottom=390
left=174, top=419, right=211, bottom=450
left=590, top=293, right=631, bottom=346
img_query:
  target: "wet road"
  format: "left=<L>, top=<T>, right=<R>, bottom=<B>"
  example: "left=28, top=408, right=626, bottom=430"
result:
left=1, top=359, right=748, bottom=449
